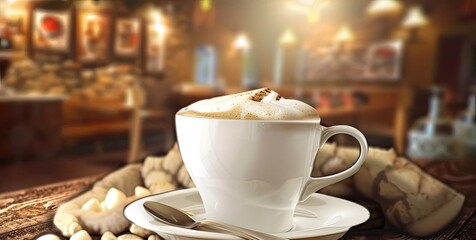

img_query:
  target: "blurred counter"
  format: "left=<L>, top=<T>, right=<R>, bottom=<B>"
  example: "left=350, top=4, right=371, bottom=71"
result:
left=0, top=94, right=67, bottom=102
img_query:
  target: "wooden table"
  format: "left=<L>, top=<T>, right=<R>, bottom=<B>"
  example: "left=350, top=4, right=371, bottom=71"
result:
left=0, top=160, right=474, bottom=240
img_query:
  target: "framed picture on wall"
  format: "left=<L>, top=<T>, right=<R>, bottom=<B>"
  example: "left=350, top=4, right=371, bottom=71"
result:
left=114, top=17, right=141, bottom=58
left=5, top=8, right=28, bottom=36
left=299, top=45, right=368, bottom=82
left=364, top=40, right=404, bottom=81
left=76, top=10, right=111, bottom=64
left=32, top=9, right=71, bottom=52
left=144, top=20, right=166, bottom=75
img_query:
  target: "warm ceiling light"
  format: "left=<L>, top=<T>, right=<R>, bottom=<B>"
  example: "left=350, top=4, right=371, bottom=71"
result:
left=293, top=0, right=319, bottom=8
left=85, top=13, right=99, bottom=21
left=306, top=1, right=329, bottom=24
left=152, top=22, right=166, bottom=35
left=199, top=0, right=213, bottom=12
left=402, top=6, right=428, bottom=28
left=334, top=26, right=354, bottom=43
left=279, top=29, right=297, bottom=45
left=287, top=0, right=329, bottom=24
left=367, top=0, right=402, bottom=16
left=234, top=33, right=250, bottom=50
left=149, top=8, right=163, bottom=23
left=148, top=8, right=166, bottom=35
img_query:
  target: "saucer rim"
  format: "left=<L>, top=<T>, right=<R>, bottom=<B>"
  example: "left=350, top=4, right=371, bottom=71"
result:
left=124, top=188, right=369, bottom=240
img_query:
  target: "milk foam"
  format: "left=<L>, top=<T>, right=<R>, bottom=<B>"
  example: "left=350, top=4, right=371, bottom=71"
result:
left=177, top=88, right=320, bottom=120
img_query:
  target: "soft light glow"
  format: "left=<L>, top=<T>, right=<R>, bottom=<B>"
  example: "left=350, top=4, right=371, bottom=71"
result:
left=286, top=0, right=329, bottom=24
left=200, top=0, right=213, bottom=12
left=279, top=29, right=297, bottom=45
left=402, top=6, right=428, bottom=28
left=367, top=0, right=402, bottom=16
left=294, top=0, right=318, bottom=7
left=149, top=8, right=163, bottom=23
left=152, top=21, right=166, bottom=35
left=306, top=4, right=325, bottom=24
left=4, top=8, right=27, bottom=18
left=85, top=13, right=98, bottom=21
left=85, top=13, right=101, bottom=37
left=334, top=26, right=354, bottom=43
left=234, top=34, right=250, bottom=50
left=0, top=0, right=22, bottom=16
left=148, top=8, right=166, bottom=37
left=0, top=2, right=5, bottom=16
left=306, top=11, right=319, bottom=24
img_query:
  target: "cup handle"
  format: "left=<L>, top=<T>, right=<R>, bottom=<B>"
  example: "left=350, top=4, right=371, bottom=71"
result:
left=299, top=125, right=368, bottom=202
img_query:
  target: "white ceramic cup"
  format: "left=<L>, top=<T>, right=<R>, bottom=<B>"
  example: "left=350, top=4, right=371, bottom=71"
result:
left=175, top=114, right=368, bottom=233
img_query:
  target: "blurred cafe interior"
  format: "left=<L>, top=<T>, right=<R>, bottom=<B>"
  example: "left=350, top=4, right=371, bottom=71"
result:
left=0, top=0, right=475, bottom=193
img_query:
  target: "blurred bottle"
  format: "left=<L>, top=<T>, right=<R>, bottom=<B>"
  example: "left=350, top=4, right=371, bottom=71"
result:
left=453, top=86, right=476, bottom=159
left=195, top=45, right=217, bottom=86
left=407, top=86, right=456, bottom=160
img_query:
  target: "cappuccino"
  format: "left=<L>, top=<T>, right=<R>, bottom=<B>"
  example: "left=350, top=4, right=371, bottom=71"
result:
left=177, top=88, right=320, bottom=120
left=175, top=88, right=368, bottom=232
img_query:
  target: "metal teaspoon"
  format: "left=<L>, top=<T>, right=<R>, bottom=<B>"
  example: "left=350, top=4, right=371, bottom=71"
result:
left=143, top=201, right=287, bottom=240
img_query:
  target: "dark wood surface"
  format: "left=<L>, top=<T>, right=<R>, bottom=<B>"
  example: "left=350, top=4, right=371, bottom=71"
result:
left=0, top=176, right=100, bottom=240
left=0, top=160, right=474, bottom=240
left=0, top=99, right=63, bottom=161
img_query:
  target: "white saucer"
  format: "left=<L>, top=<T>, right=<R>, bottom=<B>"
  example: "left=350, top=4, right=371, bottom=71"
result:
left=124, top=188, right=369, bottom=240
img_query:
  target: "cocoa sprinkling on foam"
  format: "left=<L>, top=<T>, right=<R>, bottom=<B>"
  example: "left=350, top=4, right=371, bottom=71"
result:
left=178, top=88, right=319, bottom=120
left=250, top=88, right=282, bottom=102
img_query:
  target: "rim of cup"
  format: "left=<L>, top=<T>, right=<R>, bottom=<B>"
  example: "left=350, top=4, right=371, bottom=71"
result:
left=175, top=114, right=322, bottom=124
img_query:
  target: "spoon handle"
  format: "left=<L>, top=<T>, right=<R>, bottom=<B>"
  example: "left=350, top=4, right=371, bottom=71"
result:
left=198, top=219, right=288, bottom=240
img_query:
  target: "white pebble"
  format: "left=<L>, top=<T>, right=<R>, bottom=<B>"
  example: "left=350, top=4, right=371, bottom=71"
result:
left=134, top=186, right=151, bottom=198
left=130, top=223, right=153, bottom=237
left=66, top=222, right=82, bottom=237
left=101, top=231, right=117, bottom=240
left=117, top=234, right=144, bottom=240
left=54, top=212, right=82, bottom=237
left=144, top=171, right=173, bottom=187
left=150, top=182, right=176, bottom=194
left=101, top=201, right=108, bottom=211
left=82, top=198, right=102, bottom=212
left=70, top=230, right=92, bottom=240
left=162, top=149, right=182, bottom=175
left=36, top=234, right=61, bottom=240
left=141, top=156, right=165, bottom=177
left=104, top=187, right=127, bottom=210
left=148, top=235, right=162, bottom=240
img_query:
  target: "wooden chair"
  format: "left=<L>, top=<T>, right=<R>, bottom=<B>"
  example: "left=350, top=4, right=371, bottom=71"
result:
left=127, top=80, right=175, bottom=163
